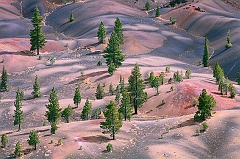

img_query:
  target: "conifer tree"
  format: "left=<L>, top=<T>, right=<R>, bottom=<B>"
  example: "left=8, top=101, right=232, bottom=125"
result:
left=153, top=76, right=161, bottom=94
left=116, top=85, right=120, bottom=94
left=0, top=66, right=9, bottom=92
left=213, top=62, right=224, bottom=84
left=119, top=75, right=125, bottom=93
left=236, top=72, right=240, bottom=85
left=108, top=61, right=116, bottom=75
left=100, top=100, right=122, bottom=140
left=114, top=17, right=124, bottom=44
left=104, top=31, right=125, bottom=74
left=185, top=69, right=192, bottom=79
left=155, top=6, right=160, bottom=17
left=128, top=63, right=147, bottom=114
left=115, top=93, right=120, bottom=105
left=194, top=89, right=216, bottom=121
left=119, top=90, right=132, bottom=121
left=149, top=71, right=155, bottom=88
left=228, top=83, right=236, bottom=98
left=145, top=2, right=150, bottom=11
left=61, top=105, right=73, bottom=123
left=159, top=72, right=165, bottom=85
left=14, top=141, right=22, bottom=157
left=32, top=75, right=42, bottom=98
left=95, top=84, right=106, bottom=99
left=73, top=87, right=81, bottom=108
left=1, top=134, right=8, bottom=148
left=80, top=98, right=92, bottom=120
left=45, top=87, right=62, bottom=134
left=97, top=22, right=106, bottom=44
left=13, top=88, right=24, bottom=131
left=30, top=7, right=46, bottom=55
left=27, top=130, right=40, bottom=150
left=69, top=13, right=74, bottom=22
left=226, top=29, right=232, bottom=48
left=109, top=83, right=114, bottom=95
left=203, top=37, right=210, bottom=67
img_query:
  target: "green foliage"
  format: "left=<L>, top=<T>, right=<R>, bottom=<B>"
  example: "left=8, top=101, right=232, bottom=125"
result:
left=109, top=83, right=114, bottom=95
left=106, top=143, right=113, bottom=152
left=119, top=90, right=132, bottom=121
left=195, top=129, right=200, bottom=136
left=115, top=93, right=121, bottom=105
left=192, top=97, right=198, bottom=106
left=226, top=30, right=232, bottom=49
left=69, top=13, right=74, bottom=22
left=128, top=63, right=147, bottom=114
left=103, top=82, right=106, bottom=87
left=14, top=141, right=22, bottom=157
left=159, top=72, right=165, bottom=85
left=202, top=122, right=209, bottom=131
left=153, top=76, right=161, bottom=94
left=213, top=62, right=224, bottom=84
left=93, top=107, right=102, bottom=119
left=168, top=78, right=172, bottom=84
left=58, top=138, right=62, bottom=145
left=0, top=66, right=9, bottom=92
left=194, top=89, right=216, bottom=121
left=203, top=37, right=210, bottom=67
left=14, top=88, right=24, bottom=131
left=97, top=22, right=106, bottom=44
left=61, top=105, right=73, bottom=123
left=45, top=87, right=62, bottom=126
left=149, top=71, right=155, bottom=88
left=32, top=75, right=42, bottom=98
left=145, top=2, right=150, bottom=11
left=185, top=69, right=192, bottom=79
left=97, top=60, right=102, bottom=66
left=169, top=16, right=177, bottom=24
left=49, top=57, right=55, bottom=65
left=27, top=130, right=40, bottom=150
left=237, top=72, right=240, bottom=85
left=114, top=17, right=124, bottom=44
left=73, top=87, right=81, bottom=108
left=104, top=31, right=125, bottom=75
left=30, top=7, right=46, bottom=55
left=95, top=84, right=106, bottom=99
left=100, top=101, right=122, bottom=140
left=162, top=99, right=166, bottom=105
left=173, top=71, right=183, bottom=82
left=80, top=98, right=92, bottom=120
left=38, top=55, right=42, bottom=60
left=165, top=66, right=170, bottom=73
left=62, top=0, right=67, bottom=4
left=170, top=86, right=174, bottom=91
left=119, top=75, right=125, bottom=93
left=1, top=134, right=8, bottom=148
left=155, top=6, right=160, bottom=17
left=115, top=85, right=120, bottom=94
left=228, top=83, right=236, bottom=98
left=51, top=122, right=58, bottom=134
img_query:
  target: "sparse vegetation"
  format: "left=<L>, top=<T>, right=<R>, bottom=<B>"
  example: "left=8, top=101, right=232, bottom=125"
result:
left=97, top=22, right=106, bottom=44
left=203, top=37, right=210, bottom=67
left=225, top=30, right=232, bottom=49
left=97, top=60, right=102, bottom=66
left=185, top=69, right=192, bottom=79
left=106, top=143, right=113, bottom=152
left=61, top=105, right=73, bottom=123
left=0, top=66, right=9, bottom=92
left=14, top=88, right=24, bottom=131
left=145, top=2, right=150, bottom=11
left=27, top=130, right=40, bottom=150
left=202, top=122, right=209, bottom=131
left=155, top=6, right=160, bottom=17
left=195, top=129, right=200, bottom=136
left=32, top=75, right=42, bottom=98
left=1, top=134, right=8, bottom=148
left=14, top=141, right=22, bottom=157
left=95, top=84, right=106, bottom=99
left=169, top=16, right=177, bottom=24
left=69, top=13, right=75, bottom=22
left=80, top=98, right=92, bottom=120
left=165, top=66, right=170, bottom=73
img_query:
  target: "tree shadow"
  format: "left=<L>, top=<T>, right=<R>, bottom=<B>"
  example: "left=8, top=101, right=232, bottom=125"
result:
left=94, top=74, right=112, bottom=82
left=156, top=103, right=164, bottom=108
left=81, top=135, right=110, bottom=144
left=171, top=118, right=196, bottom=130
left=184, top=104, right=196, bottom=109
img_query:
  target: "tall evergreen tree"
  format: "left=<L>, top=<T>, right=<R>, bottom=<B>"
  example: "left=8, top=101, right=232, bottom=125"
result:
left=97, top=22, right=106, bottom=44
left=32, top=75, right=42, bottom=98
left=236, top=72, right=240, bottom=85
left=128, top=63, right=147, bottom=114
left=73, top=87, right=81, bottom=108
left=213, top=62, right=224, bottom=84
left=109, top=83, right=114, bottom=95
left=149, top=71, right=155, bottom=88
left=104, top=31, right=125, bottom=74
left=119, top=75, right=125, bottom=93
left=194, top=89, right=216, bottom=121
left=100, top=100, right=122, bottom=140
left=69, top=13, right=74, bottom=22
left=27, top=130, right=40, bottom=150
left=115, top=93, right=121, bottom=105
left=153, top=76, right=161, bottom=94
left=159, top=72, right=165, bottom=85
left=145, top=2, right=150, bottom=11
left=95, top=84, right=106, bottom=99
left=226, top=29, right=232, bottom=48
left=13, top=88, right=24, bottom=131
left=14, top=141, right=22, bottom=157
left=114, top=17, right=124, bottom=44
left=30, top=7, right=46, bottom=55
left=1, top=134, right=8, bottom=148
left=108, top=61, right=116, bottom=75
left=203, top=37, right=210, bottom=67
left=155, top=6, right=160, bottom=17
left=45, top=87, right=62, bottom=134
left=228, top=83, right=236, bottom=98
left=61, top=105, right=73, bottom=123
left=80, top=98, right=92, bottom=120
left=119, top=90, right=132, bottom=121
left=0, top=66, right=9, bottom=92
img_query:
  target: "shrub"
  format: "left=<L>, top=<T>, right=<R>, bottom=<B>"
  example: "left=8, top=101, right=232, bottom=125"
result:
left=165, top=66, right=170, bottom=73
left=106, top=143, right=113, bottom=152
left=195, top=129, right=200, bottom=136
left=202, top=122, right=209, bottom=131
left=58, top=138, right=62, bottom=145
left=162, top=99, right=166, bottom=105
left=169, top=16, right=177, bottom=24
left=170, top=86, right=174, bottom=91
left=70, top=13, right=74, bottom=22
left=38, top=55, right=42, bottom=60
left=97, top=60, right=102, bottom=66
left=168, top=78, right=172, bottom=84
left=43, top=120, right=48, bottom=126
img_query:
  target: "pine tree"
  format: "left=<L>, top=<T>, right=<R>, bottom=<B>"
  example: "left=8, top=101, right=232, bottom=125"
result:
left=69, top=13, right=74, bottom=22
left=213, top=62, right=224, bottom=84
left=119, top=90, right=132, bottom=121
left=93, top=107, right=102, bottom=119
left=159, top=72, right=165, bottom=85
left=145, top=2, right=150, bottom=11
left=0, top=66, right=9, bottom=92
left=153, top=76, right=161, bottom=94
left=108, top=61, right=116, bottom=75
left=128, top=63, right=147, bottom=114
left=194, top=89, right=216, bottom=121
left=30, top=7, right=46, bottom=55
left=27, top=130, right=40, bottom=150
left=228, top=83, right=236, bottom=98
left=100, top=100, right=122, bottom=140
left=149, top=71, right=155, bottom=88
left=32, top=75, right=42, bottom=98
left=104, top=31, right=125, bottom=74
left=1, top=134, right=8, bottom=148
left=80, top=98, right=92, bottom=120
left=114, top=17, right=124, bottom=44
left=119, top=75, right=125, bottom=93
left=13, top=88, right=24, bottom=131
left=203, top=37, right=210, bottom=67
left=45, top=87, right=62, bottom=134
left=236, top=72, right=240, bottom=85
left=14, top=141, right=22, bottom=157
left=61, top=105, right=73, bottom=123
left=109, top=83, right=114, bottom=95
left=97, top=22, right=106, bottom=44
left=95, top=84, right=106, bottom=99
left=226, top=29, right=232, bottom=48
left=115, top=93, right=120, bottom=105
left=73, top=87, right=81, bottom=108
left=185, top=69, right=192, bottom=79
left=155, top=6, right=160, bottom=17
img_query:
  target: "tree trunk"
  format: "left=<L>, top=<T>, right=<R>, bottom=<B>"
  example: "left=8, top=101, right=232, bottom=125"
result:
left=18, top=124, right=21, bottom=131
left=112, top=128, right=115, bottom=140
left=37, top=25, right=39, bottom=55
left=134, top=106, right=137, bottom=115
left=124, top=105, right=127, bottom=121
left=34, top=144, right=37, bottom=150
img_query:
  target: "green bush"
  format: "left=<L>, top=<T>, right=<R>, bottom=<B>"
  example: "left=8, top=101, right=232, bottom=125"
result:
left=106, top=143, right=113, bottom=152
left=195, top=129, right=200, bottom=136
left=162, top=99, right=166, bottom=105
left=97, top=60, right=102, bottom=66
left=202, top=122, right=209, bottom=131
